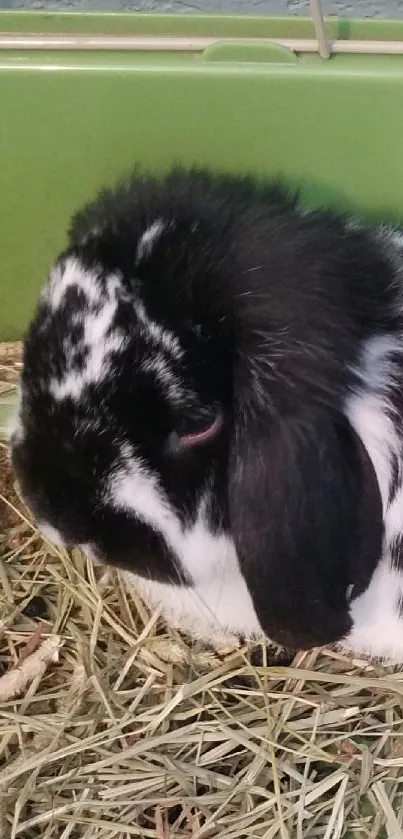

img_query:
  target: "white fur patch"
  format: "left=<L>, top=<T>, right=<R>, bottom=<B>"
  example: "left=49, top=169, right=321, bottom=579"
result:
left=377, top=227, right=403, bottom=253
left=108, top=450, right=262, bottom=637
left=385, top=484, right=403, bottom=543
left=43, top=257, right=127, bottom=401
left=44, top=257, right=107, bottom=311
left=134, top=300, right=183, bottom=360
left=136, top=220, right=165, bottom=264
left=343, top=331, right=403, bottom=661
left=344, top=556, right=403, bottom=662
left=346, top=334, right=402, bottom=511
left=390, top=230, right=403, bottom=250
left=42, top=256, right=184, bottom=405
left=126, top=562, right=262, bottom=641
left=50, top=326, right=124, bottom=401
left=131, top=296, right=186, bottom=406
left=38, top=522, right=64, bottom=547
left=108, top=452, right=182, bottom=557
left=141, top=355, right=184, bottom=406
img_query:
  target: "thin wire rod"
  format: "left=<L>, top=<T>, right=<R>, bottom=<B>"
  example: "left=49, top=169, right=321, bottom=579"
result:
left=1, top=34, right=403, bottom=55
left=310, top=0, right=330, bottom=58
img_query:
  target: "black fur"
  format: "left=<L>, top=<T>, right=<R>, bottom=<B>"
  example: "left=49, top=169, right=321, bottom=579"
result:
left=13, top=167, right=394, bottom=649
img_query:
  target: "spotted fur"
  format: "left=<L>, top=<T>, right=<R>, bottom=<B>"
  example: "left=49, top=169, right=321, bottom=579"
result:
left=11, top=167, right=403, bottom=660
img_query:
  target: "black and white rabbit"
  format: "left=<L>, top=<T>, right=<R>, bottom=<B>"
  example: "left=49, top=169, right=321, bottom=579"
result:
left=10, top=167, right=403, bottom=660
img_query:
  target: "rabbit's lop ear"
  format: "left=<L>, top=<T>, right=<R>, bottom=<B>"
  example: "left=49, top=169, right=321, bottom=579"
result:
left=229, top=409, right=383, bottom=650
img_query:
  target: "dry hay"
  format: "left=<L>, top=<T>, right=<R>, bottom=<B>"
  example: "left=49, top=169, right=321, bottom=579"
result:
left=1, top=344, right=403, bottom=839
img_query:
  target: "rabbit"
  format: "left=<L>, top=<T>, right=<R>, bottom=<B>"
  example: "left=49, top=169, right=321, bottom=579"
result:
left=9, top=166, right=403, bottom=661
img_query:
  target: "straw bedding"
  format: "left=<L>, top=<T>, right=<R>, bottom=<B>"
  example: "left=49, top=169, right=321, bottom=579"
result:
left=1, top=343, right=403, bottom=839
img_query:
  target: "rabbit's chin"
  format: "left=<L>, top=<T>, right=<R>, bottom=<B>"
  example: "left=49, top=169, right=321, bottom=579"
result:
left=121, top=546, right=264, bottom=645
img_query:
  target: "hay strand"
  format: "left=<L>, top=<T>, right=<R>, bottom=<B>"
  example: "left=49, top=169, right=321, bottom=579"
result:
left=0, top=635, right=62, bottom=702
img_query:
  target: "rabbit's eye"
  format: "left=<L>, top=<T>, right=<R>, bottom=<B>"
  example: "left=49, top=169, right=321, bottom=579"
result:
left=165, top=415, right=223, bottom=454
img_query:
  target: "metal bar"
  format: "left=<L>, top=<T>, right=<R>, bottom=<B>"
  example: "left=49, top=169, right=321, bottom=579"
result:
left=1, top=34, right=403, bottom=55
left=310, top=0, right=330, bottom=58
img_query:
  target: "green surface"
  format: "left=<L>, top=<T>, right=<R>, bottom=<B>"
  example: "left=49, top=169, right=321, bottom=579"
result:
left=2, top=13, right=403, bottom=340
